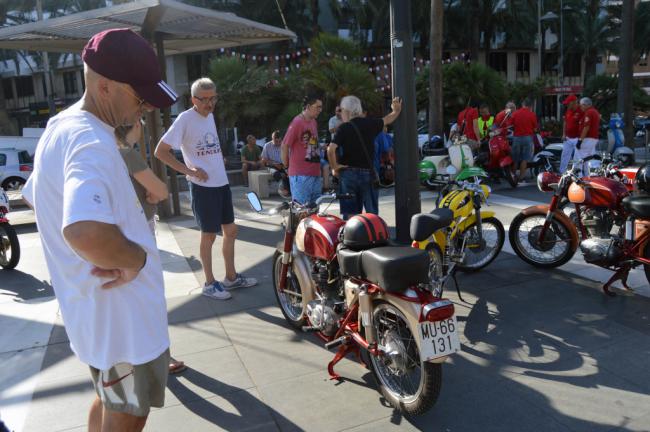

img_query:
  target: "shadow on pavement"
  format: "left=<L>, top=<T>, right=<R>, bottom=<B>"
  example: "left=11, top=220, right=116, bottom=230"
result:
left=0, top=269, right=54, bottom=301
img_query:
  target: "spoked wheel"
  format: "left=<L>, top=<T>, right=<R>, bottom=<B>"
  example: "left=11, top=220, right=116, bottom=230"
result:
left=271, top=251, right=305, bottom=329
left=426, top=243, right=445, bottom=297
left=367, top=302, right=442, bottom=415
left=457, top=217, right=505, bottom=272
left=508, top=213, right=576, bottom=268
left=0, top=222, right=19, bottom=270
left=502, top=166, right=517, bottom=188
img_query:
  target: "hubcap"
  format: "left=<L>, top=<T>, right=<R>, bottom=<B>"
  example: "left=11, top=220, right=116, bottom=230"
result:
left=381, top=330, right=409, bottom=376
left=528, top=226, right=556, bottom=252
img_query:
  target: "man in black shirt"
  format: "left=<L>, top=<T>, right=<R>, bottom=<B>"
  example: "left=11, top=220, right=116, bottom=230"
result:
left=327, top=95, right=402, bottom=219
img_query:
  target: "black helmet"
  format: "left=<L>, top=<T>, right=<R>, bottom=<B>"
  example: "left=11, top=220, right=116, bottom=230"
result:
left=342, top=213, right=390, bottom=250
left=635, top=164, right=650, bottom=193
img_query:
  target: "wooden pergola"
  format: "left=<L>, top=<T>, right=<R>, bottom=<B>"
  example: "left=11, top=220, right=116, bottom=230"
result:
left=0, top=0, right=296, bottom=216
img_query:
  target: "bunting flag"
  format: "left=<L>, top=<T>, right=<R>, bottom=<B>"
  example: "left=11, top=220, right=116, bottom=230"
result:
left=211, top=47, right=469, bottom=91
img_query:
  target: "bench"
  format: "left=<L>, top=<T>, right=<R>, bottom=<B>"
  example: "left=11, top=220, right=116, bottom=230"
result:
left=248, top=169, right=278, bottom=198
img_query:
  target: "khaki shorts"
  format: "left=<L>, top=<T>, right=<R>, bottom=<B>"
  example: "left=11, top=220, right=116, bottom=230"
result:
left=89, top=349, right=170, bottom=417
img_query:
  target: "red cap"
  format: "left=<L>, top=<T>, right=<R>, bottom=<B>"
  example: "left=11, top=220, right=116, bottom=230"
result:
left=82, top=29, right=178, bottom=109
left=562, top=94, right=577, bottom=105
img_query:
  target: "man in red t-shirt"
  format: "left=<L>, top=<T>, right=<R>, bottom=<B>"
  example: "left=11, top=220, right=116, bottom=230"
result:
left=457, top=102, right=480, bottom=150
left=510, top=98, right=538, bottom=183
left=576, top=97, right=600, bottom=173
left=494, top=101, right=516, bottom=137
left=560, top=94, right=583, bottom=172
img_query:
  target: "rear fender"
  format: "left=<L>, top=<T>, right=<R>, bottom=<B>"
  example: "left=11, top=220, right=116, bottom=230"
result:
left=373, top=290, right=450, bottom=362
left=520, top=205, right=579, bottom=250
left=413, top=230, right=447, bottom=252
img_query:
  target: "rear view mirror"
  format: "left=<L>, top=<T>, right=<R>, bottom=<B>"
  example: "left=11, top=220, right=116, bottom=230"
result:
left=246, top=192, right=263, bottom=212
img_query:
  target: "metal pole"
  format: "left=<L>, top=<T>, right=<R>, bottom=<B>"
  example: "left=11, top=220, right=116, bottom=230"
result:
left=617, top=0, right=635, bottom=147
left=558, top=0, right=563, bottom=121
left=36, top=0, right=56, bottom=118
left=390, top=0, right=421, bottom=243
left=537, top=0, right=542, bottom=116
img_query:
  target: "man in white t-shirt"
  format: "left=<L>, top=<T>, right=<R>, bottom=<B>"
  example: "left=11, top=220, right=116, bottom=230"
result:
left=22, top=29, right=178, bottom=431
left=155, top=77, right=257, bottom=300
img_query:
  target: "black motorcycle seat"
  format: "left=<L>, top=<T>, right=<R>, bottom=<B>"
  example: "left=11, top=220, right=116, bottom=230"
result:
left=622, top=195, right=650, bottom=218
left=410, top=209, right=454, bottom=242
left=361, top=247, right=430, bottom=292
left=338, top=246, right=430, bottom=292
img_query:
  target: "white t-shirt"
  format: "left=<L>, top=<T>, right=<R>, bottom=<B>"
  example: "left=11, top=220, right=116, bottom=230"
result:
left=161, top=108, right=228, bottom=187
left=22, top=104, right=169, bottom=370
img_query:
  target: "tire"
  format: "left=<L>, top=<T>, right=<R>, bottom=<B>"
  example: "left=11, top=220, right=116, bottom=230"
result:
left=508, top=212, right=576, bottom=268
left=0, top=222, right=19, bottom=270
left=426, top=243, right=445, bottom=297
left=366, top=301, right=442, bottom=415
left=502, top=166, right=517, bottom=188
left=271, top=251, right=306, bottom=329
left=456, top=216, right=505, bottom=272
left=643, top=242, right=650, bottom=286
left=1, top=177, right=25, bottom=191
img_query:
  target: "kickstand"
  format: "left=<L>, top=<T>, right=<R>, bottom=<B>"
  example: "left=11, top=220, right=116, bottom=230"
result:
left=327, top=344, right=353, bottom=380
left=602, top=266, right=634, bottom=297
left=451, top=268, right=467, bottom=303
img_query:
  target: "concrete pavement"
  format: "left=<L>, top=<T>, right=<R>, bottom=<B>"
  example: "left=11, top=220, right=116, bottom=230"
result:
left=1, top=184, right=649, bottom=432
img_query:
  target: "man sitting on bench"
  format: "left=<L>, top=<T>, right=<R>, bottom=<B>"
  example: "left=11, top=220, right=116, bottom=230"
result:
left=262, top=130, right=290, bottom=198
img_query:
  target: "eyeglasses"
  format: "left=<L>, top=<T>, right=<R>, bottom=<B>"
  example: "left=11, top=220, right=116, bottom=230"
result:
left=120, top=84, right=146, bottom=110
left=194, top=95, right=218, bottom=104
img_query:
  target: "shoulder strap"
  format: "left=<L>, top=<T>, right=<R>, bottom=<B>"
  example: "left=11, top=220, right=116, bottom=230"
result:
left=349, top=120, right=381, bottom=181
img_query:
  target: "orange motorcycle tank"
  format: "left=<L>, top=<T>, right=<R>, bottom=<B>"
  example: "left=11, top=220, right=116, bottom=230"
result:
left=296, top=214, right=346, bottom=261
left=569, top=176, right=629, bottom=208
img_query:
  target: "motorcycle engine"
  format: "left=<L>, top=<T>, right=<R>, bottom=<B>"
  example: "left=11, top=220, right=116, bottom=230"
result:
left=579, top=237, right=623, bottom=265
left=306, top=299, right=340, bottom=336
left=577, top=208, right=613, bottom=238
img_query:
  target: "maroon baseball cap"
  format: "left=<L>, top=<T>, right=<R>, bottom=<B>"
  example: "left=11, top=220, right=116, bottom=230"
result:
left=562, top=94, right=578, bottom=105
left=82, top=28, right=178, bottom=109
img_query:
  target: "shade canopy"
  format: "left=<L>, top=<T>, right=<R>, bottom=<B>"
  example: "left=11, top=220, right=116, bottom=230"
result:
left=0, top=0, right=296, bottom=54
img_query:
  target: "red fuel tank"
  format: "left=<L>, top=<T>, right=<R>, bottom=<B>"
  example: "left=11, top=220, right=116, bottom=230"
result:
left=295, top=214, right=346, bottom=261
left=568, top=176, right=629, bottom=208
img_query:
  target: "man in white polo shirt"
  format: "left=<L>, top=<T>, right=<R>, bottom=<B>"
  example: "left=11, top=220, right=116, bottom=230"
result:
left=22, top=28, right=178, bottom=431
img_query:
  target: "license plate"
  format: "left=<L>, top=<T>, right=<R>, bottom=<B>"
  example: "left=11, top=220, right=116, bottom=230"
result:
left=418, top=316, right=461, bottom=361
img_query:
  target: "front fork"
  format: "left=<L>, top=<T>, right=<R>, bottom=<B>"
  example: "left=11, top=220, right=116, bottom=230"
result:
left=279, top=230, right=294, bottom=292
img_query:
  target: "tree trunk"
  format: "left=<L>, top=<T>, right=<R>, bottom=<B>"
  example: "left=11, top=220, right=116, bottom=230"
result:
left=617, top=0, right=636, bottom=146
left=310, top=0, right=320, bottom=37
left=470, top=0, right=480, bottom=63
left=583, top=51, right=598, bottom=88
left=429, top=0, right=444, bottom=137
left=484, top=21, right=493, bottom=68
left=0, top=79, right=17, bottom=136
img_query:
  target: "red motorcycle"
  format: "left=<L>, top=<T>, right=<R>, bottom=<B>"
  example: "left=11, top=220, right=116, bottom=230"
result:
left=0, top=188, right=19, bottom=269
left=508, top=158, right=650, bottom=296
left=246, top=192, right=460, bottom=415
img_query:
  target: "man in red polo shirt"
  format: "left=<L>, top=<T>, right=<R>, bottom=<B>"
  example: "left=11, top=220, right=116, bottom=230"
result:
left=457, top=101, right=480, bottom=150
left=576, top=97, right=600, bottom=173
left=560, top=94, right=583, bottom=172
left=511, top=98, right=538, bottom=184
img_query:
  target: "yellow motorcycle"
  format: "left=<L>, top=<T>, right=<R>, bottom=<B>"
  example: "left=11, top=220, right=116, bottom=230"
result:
left=411, top=167, right=505, bottom=297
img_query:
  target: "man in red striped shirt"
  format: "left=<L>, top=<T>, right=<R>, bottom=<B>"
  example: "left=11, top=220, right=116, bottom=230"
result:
left=511, top=98, right=538, bottom=184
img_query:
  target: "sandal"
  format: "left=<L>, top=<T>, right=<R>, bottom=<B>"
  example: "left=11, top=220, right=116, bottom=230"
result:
left=168, top=360, right=187, bottom=374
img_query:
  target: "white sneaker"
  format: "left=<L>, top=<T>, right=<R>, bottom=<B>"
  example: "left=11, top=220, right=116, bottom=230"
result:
left=222, top=273, right=258, bottom=290
left=202, top=281, right=232, bottom=300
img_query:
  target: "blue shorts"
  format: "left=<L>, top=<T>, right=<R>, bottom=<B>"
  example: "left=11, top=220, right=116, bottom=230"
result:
left=189, top=183, right=234, bottom=233
left=289, top=175, right=322, bottom=205
left=512, top=135, right=534, bottom=163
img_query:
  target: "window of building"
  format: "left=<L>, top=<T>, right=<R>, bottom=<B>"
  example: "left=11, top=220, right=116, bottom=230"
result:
left=63, top=71, right=78, bottom=95
left=15, top=76, right=34, bottom=97
left=488, top=52, right=507, bottom=74
left=516, top=52, right=530, bottom=77
left=2, top=78, right=13, bottom=99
